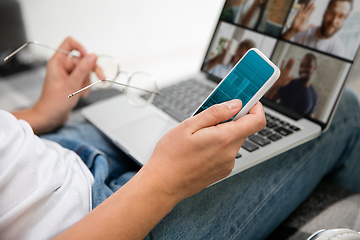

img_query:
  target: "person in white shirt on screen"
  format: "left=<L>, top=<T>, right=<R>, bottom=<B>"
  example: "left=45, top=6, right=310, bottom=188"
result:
left=205, top=39, right=256, bottom=78
left=282, top=0, right=353, bottom=58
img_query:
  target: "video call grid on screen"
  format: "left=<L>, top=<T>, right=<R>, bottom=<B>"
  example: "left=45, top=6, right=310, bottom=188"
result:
left=202, top=0, right=360, bottom=126
left=195, top=49, right=275, bottom=116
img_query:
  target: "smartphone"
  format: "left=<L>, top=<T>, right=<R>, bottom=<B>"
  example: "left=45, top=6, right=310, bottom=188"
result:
left=193, top=48, right=280, bottom=121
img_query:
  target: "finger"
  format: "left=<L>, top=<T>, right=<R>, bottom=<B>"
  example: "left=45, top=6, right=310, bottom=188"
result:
left=53, top=37, right=88, bottom=60
left=68, top=54, right=97, bottom=92
left=94, top=65, right=107, bottom=80
left=187, top=99, right=242, bottom=133
left=298, top=4, right=305, bottom=14
left=226, top=102, right=266, bottom=138
left=79, top=75, right=92, bottom=98
left=280, top=59, right=285, bottom=69
left=305, top=2, right=315, bottom=14
left=286, top=58, right=295, bottom=69
left=225, top=40, right=232, bottom=51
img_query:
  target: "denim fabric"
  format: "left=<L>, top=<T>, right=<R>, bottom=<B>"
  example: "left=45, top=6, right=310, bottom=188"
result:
left=42, top=88, right=360, bottom=239
left=41, top=121, right=139, bottom=208
left=145, top=88, right=360, bottom=240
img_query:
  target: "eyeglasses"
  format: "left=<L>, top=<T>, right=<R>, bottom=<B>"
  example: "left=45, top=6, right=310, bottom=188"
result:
left=4, top=41, right=159, bottom=107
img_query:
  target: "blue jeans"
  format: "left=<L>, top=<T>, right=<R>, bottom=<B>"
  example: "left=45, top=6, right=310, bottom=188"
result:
left=42, top=88, right=360, bottom=239
left=41, top=120, right=140, bottom=208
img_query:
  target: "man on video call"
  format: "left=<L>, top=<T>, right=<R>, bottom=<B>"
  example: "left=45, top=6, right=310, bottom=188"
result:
left=282, top=0, right=352, bottom=58
left=265, top=53, right=318, bottom=118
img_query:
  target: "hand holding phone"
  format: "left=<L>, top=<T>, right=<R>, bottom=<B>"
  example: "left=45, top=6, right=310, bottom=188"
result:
left=193, top=48, right=280, bottom=121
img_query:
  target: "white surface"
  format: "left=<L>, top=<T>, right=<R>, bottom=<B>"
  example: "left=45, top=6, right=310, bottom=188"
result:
left=17, top=0, right=225, bottom=87
left=301, top=195, right=360, bottom=237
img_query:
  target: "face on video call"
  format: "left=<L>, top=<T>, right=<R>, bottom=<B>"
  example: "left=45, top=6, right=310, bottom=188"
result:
left=278, top=54, right=318, bottom=117
left=298, top=54, right=317, bottom=82
left=320, top=0, right=352, bottom=38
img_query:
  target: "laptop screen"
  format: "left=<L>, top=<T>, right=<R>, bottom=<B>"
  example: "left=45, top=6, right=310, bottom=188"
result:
left=201, top=0, right=360, bottom=130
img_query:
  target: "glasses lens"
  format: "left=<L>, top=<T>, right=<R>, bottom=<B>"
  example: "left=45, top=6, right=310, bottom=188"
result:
left=126, top=72, right=157, bottom=107
left=90, top=55, right=119, bottom=89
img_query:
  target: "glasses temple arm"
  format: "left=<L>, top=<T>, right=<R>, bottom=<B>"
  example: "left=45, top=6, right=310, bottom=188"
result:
left=4, top=42, right=31, bottom=61
left=4, top=41, right=80, bottom=62
left=35, top=41, right=78, bottom=56
left=68, top=80, right=102, bottom=98
left=68, top=79, right=158, bottom=98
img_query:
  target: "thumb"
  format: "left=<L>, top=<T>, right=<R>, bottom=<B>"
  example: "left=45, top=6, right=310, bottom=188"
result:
left=68, top=54, right=97, bottom=87
left=188, top=99, right=242, bottom=133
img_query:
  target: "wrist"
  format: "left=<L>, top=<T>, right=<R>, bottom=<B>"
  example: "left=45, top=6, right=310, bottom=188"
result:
left=139, top=164, right=184, bottom=206
left=32, top=103, right=63, bottom=134
left=101, top=166, right=180, bottom=239
left=288, top=27, right=299, bottom=36
left=54, top=165, right=181, bottom=240
left=283, top=28, right=297, bottom=40
left=12, top=108, right=50, bottom=135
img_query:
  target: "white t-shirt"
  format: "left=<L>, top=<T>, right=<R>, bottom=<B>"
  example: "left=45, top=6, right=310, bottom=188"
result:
left=0, top=110, right=94, bottom=240
left=291, top=26, right=345, bottom=58
left=209, top=63, right=233, bottom=79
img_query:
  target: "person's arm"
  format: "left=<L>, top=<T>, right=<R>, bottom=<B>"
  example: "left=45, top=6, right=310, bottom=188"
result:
left=11, top=37, right=97, bottom=135
left=205, top=40, right=235, bottom=71
left=205, top=53, right=226, bottom=71
left=307, top=90, right=318, bottom=118
left=54, top=100, right=266, bottom=240
left=281, top=2, right=315, bottom=41
left=265, top=58, right=295, bottom=101
left=242, top=0, right=264, bottom=27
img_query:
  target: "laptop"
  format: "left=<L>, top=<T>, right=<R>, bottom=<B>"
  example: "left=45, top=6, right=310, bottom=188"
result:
left=82, top=0, right=360, bottom=177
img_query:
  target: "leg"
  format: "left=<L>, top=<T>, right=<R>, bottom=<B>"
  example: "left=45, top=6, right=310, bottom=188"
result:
left=40, top=119, right=139, bottom=208
left=146, top=88, right=360, bottom=240
left=41, top=119, right=140, bottom=177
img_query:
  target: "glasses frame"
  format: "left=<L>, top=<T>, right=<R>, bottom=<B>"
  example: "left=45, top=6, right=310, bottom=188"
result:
left=68, top=71, right=158, bottom=98
left=4, top=41, right=159, bottom=106
left=4, top=41, right=81, bottom=62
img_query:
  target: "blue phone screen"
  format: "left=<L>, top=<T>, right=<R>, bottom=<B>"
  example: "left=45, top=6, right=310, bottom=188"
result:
left=194, top=49, right=274, bottom=116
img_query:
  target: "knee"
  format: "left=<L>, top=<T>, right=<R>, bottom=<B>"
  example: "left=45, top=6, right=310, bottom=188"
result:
left=343, top=87, right=360, bottom=106
left=332, top=87, right=360, bottom=127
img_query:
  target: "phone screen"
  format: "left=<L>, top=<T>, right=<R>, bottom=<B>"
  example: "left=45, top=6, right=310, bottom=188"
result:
left=194, top=49, right=275, bottom=117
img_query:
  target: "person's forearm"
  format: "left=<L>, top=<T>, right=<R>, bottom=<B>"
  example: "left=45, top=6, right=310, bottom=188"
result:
left=54, top=165, right=180, bottom=240
left=281, top=28, right=297, bottom=41
left=53, top=99, right=266, bottom=240
left=242, top=1, right=259, bottom=27
left=12, top=108, right=53, bottom=135
left=205, top=55, right=223, bottom=71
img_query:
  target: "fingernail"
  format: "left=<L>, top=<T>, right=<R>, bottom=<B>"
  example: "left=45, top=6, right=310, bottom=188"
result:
left=86, top=54, right=96, bottom=65
left=224, top=99, right=241, bottom=110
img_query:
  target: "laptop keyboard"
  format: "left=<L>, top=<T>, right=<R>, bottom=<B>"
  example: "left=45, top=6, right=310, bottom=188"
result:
left=144, top=79, right=301, bottom=157
left=150, top=79, right=214, bottom=122
left=239, top=112, right=301, bottom=156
